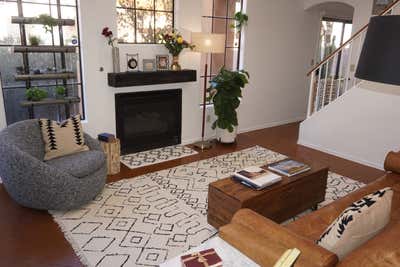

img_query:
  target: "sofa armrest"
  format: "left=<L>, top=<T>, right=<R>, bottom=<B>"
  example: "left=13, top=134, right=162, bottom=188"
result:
left=219, top=209, right=338, bottom=267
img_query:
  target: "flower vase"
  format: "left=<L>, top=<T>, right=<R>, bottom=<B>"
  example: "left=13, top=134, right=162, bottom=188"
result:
left=171, top=55, right=181, bottom=71
left=112, top=47, right=120, bottom=73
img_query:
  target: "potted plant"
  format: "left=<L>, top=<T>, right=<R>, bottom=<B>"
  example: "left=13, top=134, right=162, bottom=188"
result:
left=26, top=87, right=48, bottom=102
left=158, top=30, right=194, bottom=71
left=29, top=35, right=41, bottom=46
left=230, top=11, right=249, bottom=31
left=55, top=85, right=66, bottom=99
left=37, top=14, right=58, bottom=33
left=208, top=68, right=249, bottom=143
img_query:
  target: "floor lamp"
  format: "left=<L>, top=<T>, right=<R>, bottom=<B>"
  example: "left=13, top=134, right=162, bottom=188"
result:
left=191, top=33, right=226, bottom=150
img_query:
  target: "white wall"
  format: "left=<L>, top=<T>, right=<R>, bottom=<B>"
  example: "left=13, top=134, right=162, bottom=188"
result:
left=299, top=82, right=400, bottom=169
left=79, top=0, right=205, bottom=144
left=238, top=0, right=321, bottom=132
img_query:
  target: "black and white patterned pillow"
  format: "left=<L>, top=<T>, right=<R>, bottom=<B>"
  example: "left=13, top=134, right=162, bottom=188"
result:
left=317, top=187, right=393, bottom=259
left=39, top=115, right=89, bottom=160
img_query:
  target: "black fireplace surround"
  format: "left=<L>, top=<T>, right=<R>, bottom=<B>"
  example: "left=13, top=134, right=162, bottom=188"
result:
left=115, top=89, right=182, bottom=155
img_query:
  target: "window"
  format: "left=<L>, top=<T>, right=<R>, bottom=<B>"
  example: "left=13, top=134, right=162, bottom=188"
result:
left=117, top=0, right=174, bottom=44
left=201, top=0, right=243, bottom=104
left=0, top=0, right=84, bottom=125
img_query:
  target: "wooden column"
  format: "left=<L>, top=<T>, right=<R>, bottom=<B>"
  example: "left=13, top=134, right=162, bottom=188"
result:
left=100, top=139, right=121, bottom=175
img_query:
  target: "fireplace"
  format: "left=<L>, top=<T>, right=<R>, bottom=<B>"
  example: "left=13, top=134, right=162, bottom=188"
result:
left=115, top=89, right=182, bottom=155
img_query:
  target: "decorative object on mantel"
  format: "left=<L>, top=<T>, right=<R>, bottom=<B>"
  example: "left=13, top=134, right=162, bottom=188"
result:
left=208, top=68, right=249, bottom=144
left=191, top=33, right=226, bottom=150
left=159, top=30, right=195, bottom=71
left=101, top=26, right=119, bottom=73
left=156, top=54, right=170, bottom=71
left=126, top=53, right=139, bottom=71
left=100, top=138, right=121, bottom=175
left=143, top=59, right=156, bottom=72
left=108, top=69, right=196, bottom=87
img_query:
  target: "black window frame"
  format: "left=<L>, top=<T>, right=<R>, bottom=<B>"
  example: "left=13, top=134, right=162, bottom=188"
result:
left=201, top=0, right=244, bottom=105
left=116, top=0, right=175, bottom=44
left=0, top=0, right=86, bottom=124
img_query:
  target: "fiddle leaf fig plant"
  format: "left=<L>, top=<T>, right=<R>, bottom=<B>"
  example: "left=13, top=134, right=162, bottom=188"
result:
left=207, top=68, right=249, bottom=133
left=230, top=11, right=249, bottom=30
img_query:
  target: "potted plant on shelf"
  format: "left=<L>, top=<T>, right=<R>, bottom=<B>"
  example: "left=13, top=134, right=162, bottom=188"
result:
left=29, top=35, right=41, bottom=46
left=37, top=14, right=58, bottom=33
left=208, top=68, right=249, bottom=143
left=26, top=87, right=48, bottom=102
left=159, top=30, right=194, bottom=71
left=55, top=85, right=66, bottom=99
left=101, top=27, right=119, bottom=72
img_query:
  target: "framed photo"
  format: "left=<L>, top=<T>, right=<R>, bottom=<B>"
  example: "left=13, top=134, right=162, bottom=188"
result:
left=143, top=59, right=156, bottom=72
left=373, top=0, right=393, bottom=15
left=126, top=53, right=139, bottom=72
left=156, top=55, right=169, bottom=71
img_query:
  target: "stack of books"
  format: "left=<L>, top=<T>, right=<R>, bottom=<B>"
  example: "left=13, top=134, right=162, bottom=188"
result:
left=233, top=159, right=310, bottom=190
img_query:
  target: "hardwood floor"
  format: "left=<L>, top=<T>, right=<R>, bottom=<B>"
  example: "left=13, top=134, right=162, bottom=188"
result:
left=0, top=122, right=385, bottom=267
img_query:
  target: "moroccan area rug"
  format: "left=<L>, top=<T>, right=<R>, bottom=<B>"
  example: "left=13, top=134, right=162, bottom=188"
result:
left=51, top=146, right=365, bottom=267
left=120, top=145, right=198, bottom=169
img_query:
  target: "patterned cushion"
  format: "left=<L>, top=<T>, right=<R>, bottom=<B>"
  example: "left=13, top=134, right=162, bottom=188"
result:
left=317, top=187, right=393, bottom=259
left=39, top=115, right=89, bottom=161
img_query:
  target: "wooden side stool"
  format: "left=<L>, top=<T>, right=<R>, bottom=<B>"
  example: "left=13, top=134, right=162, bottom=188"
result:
left=100, top=138, right=121, bottom=175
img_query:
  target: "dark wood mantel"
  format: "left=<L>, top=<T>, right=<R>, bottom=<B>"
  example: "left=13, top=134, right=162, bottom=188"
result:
left=108, top=70, right=197, bottom=87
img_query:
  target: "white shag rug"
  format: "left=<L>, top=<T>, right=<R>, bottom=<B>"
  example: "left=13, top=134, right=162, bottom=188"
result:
left=51, top=146, right=364, bottom=267
left=120, top=145, right=198, bottom=169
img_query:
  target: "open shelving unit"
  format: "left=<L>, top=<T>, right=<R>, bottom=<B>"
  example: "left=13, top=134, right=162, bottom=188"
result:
left=11, top=14, right=79, bottom=119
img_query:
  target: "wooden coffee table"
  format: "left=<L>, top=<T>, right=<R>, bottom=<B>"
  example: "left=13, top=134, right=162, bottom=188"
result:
left=207, top=161, right=328, bottom=229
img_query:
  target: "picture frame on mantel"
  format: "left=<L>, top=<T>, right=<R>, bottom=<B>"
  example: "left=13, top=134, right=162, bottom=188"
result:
left=143, top=59, right=156, bottom=72
left=156, top=55, right=169, bottom=71
left=373, top=0, right=393, bottom=15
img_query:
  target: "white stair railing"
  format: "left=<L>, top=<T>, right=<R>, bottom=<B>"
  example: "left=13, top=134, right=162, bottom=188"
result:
left=306, top=0, right=400, bottom=117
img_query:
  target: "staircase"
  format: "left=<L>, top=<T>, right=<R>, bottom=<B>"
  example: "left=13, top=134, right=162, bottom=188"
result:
left=306, top=0, right=400, bottom=117
left=299, top=0, right=400, bottom=169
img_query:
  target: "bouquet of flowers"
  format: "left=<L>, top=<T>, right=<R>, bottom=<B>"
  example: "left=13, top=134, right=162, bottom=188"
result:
left=102, top=27, right=117, bottom=47
left=159, top=30, right=194, bottom=56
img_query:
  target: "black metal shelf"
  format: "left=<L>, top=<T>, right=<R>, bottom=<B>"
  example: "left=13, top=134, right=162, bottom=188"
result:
left=108, top=70, right=197, bottom=87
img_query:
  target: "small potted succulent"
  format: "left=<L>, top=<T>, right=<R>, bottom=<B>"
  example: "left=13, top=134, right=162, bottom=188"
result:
left=29, top=35, right=41, bottom=46
left=208, top=68, right=249, bottom=143
left=26, top=87, right=48, bottom=102
left=55, top=85, right=66, bottom=99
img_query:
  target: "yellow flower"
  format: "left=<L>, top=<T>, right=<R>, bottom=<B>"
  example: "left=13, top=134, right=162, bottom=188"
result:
left=177, top=37, right=183, bottom=44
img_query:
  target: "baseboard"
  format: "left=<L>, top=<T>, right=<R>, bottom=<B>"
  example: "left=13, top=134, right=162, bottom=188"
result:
left=298, top=139, right=383, bottom=170
left=238, top=116, right=306, bottom=134
left=181, top=116, right=306, bottom=145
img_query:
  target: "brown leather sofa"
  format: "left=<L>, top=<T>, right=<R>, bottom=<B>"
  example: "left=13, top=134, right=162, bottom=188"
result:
left=219, top=153, right=400, bottom=267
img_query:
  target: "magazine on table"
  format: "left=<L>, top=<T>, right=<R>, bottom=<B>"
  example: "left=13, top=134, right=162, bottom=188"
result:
left=233, top=166, right=282, bottom=190
left=268, top=159, right=311, bottom=177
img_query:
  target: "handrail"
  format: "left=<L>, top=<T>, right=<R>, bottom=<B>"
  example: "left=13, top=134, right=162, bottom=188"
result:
left=307, top=0, right=400, bottom=76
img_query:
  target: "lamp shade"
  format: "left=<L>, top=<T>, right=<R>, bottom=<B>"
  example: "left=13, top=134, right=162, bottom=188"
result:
left=355, top=15, right=400, bottom=86
left=191, top=33, right=226, bottom=54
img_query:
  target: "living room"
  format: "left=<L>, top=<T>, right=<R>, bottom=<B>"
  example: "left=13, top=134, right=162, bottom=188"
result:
left=1, top=0, right=400, bottom=266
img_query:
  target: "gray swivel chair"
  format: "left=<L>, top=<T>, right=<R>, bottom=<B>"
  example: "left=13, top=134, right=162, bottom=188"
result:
left=0, top=119, right=107, bottom=210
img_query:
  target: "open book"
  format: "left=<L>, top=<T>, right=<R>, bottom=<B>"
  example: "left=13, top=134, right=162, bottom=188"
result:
left=233, top=166, right=282, bottom=190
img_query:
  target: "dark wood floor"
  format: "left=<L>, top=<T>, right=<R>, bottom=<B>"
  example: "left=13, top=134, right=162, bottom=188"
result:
left=0, top=122, right=385, bottom=267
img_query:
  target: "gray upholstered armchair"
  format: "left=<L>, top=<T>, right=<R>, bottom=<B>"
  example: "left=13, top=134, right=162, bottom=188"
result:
left=0, top=119, right=107, bottom=210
